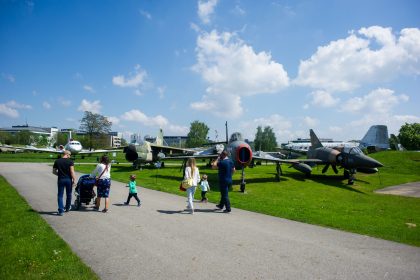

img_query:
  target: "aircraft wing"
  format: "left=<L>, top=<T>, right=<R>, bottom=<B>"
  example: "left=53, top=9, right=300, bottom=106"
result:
left=22, top=146, right=63, bottom=153
left=252, top=151, right=322, bottom=164
left=78, top=149, right=121, bottom=154
left=148, top=143, right=197, bottom=156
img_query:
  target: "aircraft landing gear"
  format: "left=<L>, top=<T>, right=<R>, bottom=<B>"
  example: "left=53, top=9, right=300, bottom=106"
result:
left=275, top=162, right=282, bottom=182
left=344, top=169, right=356, bottom=185
left=240, top=167, right=246, bottom=193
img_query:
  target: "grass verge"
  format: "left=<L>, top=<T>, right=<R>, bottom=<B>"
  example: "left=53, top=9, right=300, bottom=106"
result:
left=0, top=176, right=99, bottom=280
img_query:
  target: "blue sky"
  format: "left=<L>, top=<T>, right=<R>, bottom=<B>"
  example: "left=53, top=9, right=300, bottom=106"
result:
left=1, top=0, right=419, bottom=143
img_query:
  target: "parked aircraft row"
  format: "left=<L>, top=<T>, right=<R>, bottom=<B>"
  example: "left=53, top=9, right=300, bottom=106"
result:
left=3, top=124, right=385, bottom=189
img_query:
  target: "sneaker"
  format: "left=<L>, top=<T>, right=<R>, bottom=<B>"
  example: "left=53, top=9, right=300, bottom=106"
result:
left=102, top=208, right=108, bottom=213
left=124, top=202, right=129, bottom=205
left=57, top=212, right=64, bottom=216
left=65, top=206, right=72, bottom=212
left=137, top=203, right=141, bottom=207
left=223, top=209, right=231, bottom=213
left=215, top=204, right=223, bottom=209
left=93, top=207, right=99, bottom=211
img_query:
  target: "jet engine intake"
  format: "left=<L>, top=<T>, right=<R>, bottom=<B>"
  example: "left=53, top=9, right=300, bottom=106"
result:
left=124, top=144, right=139, bottom=162
left=232, top=144, right=252, bottom=166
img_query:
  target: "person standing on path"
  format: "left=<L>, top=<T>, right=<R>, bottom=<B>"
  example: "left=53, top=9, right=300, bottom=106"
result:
left=184, top=158, right=200, bottom=214
left=52, top=150, right=76, bottom=216
left=124, top=174, right=141, bottom=207
left=91, top=155, right=111, bottom=213
left=212, top=150, right=235, bottom=213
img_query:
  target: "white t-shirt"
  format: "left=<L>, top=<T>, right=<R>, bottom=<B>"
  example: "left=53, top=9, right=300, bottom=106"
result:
left=91, top=163, right=111, bottom=179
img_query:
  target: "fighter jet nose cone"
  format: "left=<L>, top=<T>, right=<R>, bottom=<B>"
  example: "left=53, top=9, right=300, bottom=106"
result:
left=360, top=154, right=384, bottom=168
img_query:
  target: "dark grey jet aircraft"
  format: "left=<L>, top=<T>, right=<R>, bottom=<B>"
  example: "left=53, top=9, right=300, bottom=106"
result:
left=291, top=129, right=384, bottom=184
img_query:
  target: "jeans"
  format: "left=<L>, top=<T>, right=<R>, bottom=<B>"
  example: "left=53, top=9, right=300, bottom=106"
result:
left=186, top=186, right=196, bottom=210
left=57, top=177, right=72, bottom=213
left=219, top=183, right=231, bottom=211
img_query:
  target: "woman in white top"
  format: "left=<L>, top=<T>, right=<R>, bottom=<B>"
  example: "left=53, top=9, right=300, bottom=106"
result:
left=184, top=158, right=200, bottom=214
left=91, top=155, right=111, bottom=212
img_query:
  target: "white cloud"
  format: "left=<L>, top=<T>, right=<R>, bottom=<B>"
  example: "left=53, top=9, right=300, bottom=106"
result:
left=192, top=30, right=289, bottom=117
left=239, top=114, right=293, bottom=142
left=139, top=9, right=152, bottom=20
left=112, top=65, right=147, bottom=88
left=157, top=86, right=166, bottom=99
left=295, top=26, right=420, bottom=92
left=121, top=109, right=169, bottom=127
left=198, top=0, right=218, bottom=24
left=2, top=73, right=15, bottom=83
left=83, top=85, right=95, bottom=93
left=0, top=104, right=19, bottom=118
left=78, top=99, right=102, bottom=113
left=341, top=88, right=408, bottom=114
left=107, top=116, right=120, bottom=125
left=121, top=109, right=189, bottom=134
left=303, top=116, right=319, bottom=127
left=43, top=102, right=51, bottom=109
left=310, top=90, right=340, bottom=107
left=6, top=100, right=32, bottom=109
left=191, top=93, right=243, bottom=118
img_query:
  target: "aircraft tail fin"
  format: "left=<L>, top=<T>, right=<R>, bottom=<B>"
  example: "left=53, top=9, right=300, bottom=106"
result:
left=310, top=129, right=323, bottom=149
left=155, top=128, right=164, bottom=146
left=359, top=125, right=389, bottom=151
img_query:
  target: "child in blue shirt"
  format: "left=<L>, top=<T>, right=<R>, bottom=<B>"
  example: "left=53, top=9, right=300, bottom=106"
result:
left=124, top=174, right=141, bottom=207
left=200, top=174, right=210, bottom=202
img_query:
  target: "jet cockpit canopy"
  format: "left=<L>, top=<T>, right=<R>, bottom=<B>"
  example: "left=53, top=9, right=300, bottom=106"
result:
left=229, top=132, right=243, bottom=142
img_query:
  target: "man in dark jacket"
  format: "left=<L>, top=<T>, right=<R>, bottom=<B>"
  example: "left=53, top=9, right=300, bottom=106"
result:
left=212, top=150, right=235, bottom=213
left=53, top=150, right=76, bottom=215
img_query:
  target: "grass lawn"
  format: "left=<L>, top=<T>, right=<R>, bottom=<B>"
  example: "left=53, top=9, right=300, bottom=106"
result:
left=72, top=151, right=420, bottom=247
left=0, top=176, right=99, bottom=280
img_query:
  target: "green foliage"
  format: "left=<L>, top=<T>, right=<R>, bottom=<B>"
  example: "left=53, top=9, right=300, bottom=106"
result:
left=79, top=111, right=112, bottom=150
left=398, top=123, right=420, bottom=150
left=15, top=130, right=33, bottom=145
left=0, top=176, right=99, bottom=279
left=254, top=126, right=278, bottom=151
left=185, top=120, right=209, bottom=148
left=389, top=134, right=400, bottom=150
left=0, top=131, right=13, bottom=145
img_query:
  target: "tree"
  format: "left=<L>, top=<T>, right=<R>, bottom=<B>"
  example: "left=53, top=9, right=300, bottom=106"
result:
left=398, top=123, right=420, bottom=150
left=15, top=130, right=33, bottom=145
left=0, top=131, right=13, bottom=145
left=186, top=121, right=209, bottom=148
left=254, top=126, right=278, bottom=151
left=79, top=111, right=112, bottom=150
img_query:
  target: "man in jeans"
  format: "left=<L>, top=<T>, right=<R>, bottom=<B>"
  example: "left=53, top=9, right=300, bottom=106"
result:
left=53, top=150, right=76, bottom=216
left=212, top=150, right=235, bottom=213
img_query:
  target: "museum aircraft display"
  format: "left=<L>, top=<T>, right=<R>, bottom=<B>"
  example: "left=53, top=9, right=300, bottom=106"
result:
left=289, top=129, right=384, bottom=185
left=123, top=128, right=197, bottom=168
left=166, top=122, right=311, bottom=192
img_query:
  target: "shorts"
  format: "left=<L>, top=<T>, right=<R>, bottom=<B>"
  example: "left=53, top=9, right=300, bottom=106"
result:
left=97, top=178, right=111, bottom=198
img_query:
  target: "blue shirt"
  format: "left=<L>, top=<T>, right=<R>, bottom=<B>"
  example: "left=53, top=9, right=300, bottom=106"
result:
left=217, top=158, right=234, bottom=185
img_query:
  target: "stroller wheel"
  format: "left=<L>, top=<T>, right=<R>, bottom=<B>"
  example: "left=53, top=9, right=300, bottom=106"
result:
left=74, top=197, right=81, bottom=210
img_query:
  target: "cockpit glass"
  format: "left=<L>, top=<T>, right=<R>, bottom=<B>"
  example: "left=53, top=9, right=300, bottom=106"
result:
left=230, top=132, right=243, bottom=142
left=348, top=147, right=362, bottom=154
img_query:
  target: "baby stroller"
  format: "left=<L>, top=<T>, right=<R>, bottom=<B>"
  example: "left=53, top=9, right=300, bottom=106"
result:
left=74, top=174, right=96, bottom=210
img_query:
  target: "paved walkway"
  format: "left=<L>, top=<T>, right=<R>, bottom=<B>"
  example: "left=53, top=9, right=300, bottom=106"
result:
left=375, top=181, right=420, bottom=198
left=1, top=162, right=419, bottom=280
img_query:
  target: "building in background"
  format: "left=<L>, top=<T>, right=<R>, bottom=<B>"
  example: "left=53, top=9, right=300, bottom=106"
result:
left=0, top=124, right=58, bottom=146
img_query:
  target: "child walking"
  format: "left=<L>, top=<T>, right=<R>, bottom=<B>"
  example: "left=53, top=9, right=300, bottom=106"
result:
left=200, top=174, right=210, bottom=202
left=124, top=174, right=141, bottom=207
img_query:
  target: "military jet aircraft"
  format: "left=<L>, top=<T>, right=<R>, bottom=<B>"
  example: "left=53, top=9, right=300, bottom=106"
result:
left=123, top=128, right=196, bottom=168
left=290, top=129, right=384, bottom=184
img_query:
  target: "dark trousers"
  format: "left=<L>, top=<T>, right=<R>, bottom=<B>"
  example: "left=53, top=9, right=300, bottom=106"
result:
left=126, top=193, right=140, bottom=204
left=201, top=191, right=208, bottom=201
left=219, top=184, right=231, bottom=211
left=57, top=177, right=72, bottom=213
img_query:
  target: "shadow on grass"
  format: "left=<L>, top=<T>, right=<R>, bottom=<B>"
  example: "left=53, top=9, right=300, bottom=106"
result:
left=284, top=173, right=366, bottom=194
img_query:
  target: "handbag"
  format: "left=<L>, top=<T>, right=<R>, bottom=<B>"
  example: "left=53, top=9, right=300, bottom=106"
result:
left=179, top=182, right=186, bottom=192
left=181, top=178, right=193, bottom=189
left=95, top=164, right=108, bottom=186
